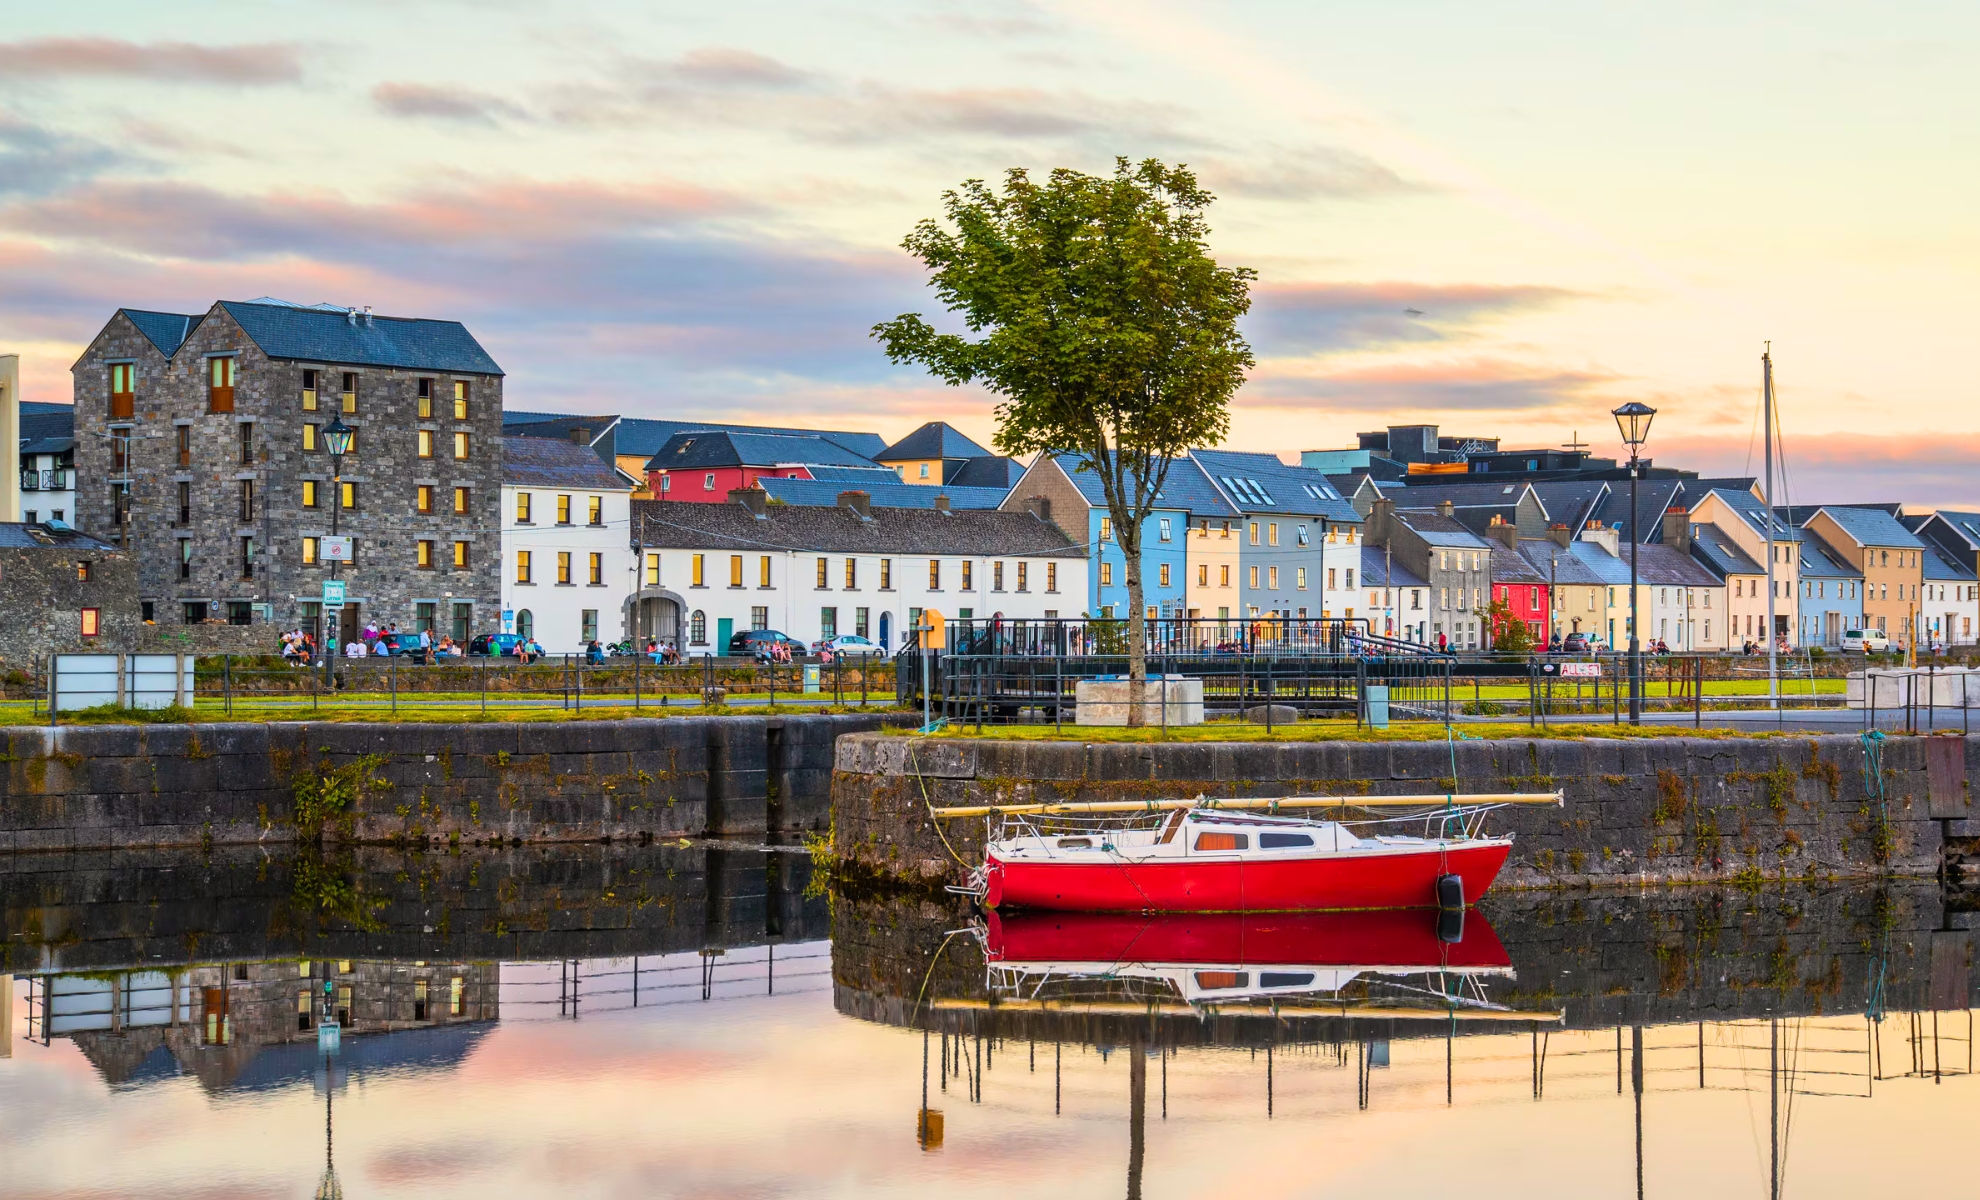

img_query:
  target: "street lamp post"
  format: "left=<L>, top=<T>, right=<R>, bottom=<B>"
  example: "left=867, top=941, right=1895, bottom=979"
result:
left=320, top=416, right=354, bottom=689
left=1612, top=402, right=1657, bottom=722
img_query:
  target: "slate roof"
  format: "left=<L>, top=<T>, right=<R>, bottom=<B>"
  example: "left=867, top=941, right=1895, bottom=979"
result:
left=1393, top=509, right=1493, bottom=548
left=796, top=464, right=903, bottom=485
left=1689, top=529, right=1764, bottom=579
left=1490, top=545, right=1549, bottom=585
left=756, top=478, right=1011, bottom=511
left=1914, top=510, right=1980, bottom=550
left=1519, top=540, right=1612, bottom=586
left=1048, top=453, right=1243, bottom=519
left=647, top=431, right=880, bottom=471
left=1810, top=505, right=1925, bottom=549
left=502, top=436, right=636, bottom=490
left=1923, top=547, right=1977, bottom=583
left=1630, top=544, right=1724, bottom=587
left=20, top=410, right=73, bottom=441
left=120, top=309, right=202, bottom=356
left=1360, top=547, right=1427, bottom=589
left=0, top=522, right=118, bottom=551
left=1592, top=478, right=1685, bottom=542
left=21, top=435, right=75, bottom=457
left=1191, top=449, right=1359, bottom=522
left=630, top=499, right=1084, bottom=557
left=1702, top=488, right=1808, bottom=543
left=214, top=300, right=503, bottom=375
left=944, top=455, right=1026, bottom=490
left=18, top=401, right=72, bottom=416
left=512, top=416, right=886, bottom=461
left=1796, top=539, right=1861, bottom=580
left=1528, top=481, right=1610, bottom=530
left=503, top=414, right=615, bottom=445
left=878, top=421, right=990, bottom=461
left=1676, top=477, right=1758, bottom=503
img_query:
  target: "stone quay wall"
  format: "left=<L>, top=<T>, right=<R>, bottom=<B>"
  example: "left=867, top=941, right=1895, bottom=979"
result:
left=0, top=713, right=906, bottom=853
left=832, top=732, right=1975, bottom=890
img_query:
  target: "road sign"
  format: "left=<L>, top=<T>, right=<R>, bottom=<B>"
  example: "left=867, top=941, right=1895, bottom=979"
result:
left=1560, top=661, right=1602, bottom=678
left=321, top=536, right=353, bottom=562
left=322, top=580, right=347, bottom=607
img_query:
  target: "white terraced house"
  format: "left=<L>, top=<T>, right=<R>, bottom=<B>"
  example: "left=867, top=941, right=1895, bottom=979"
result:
left=500, top=435, right=640, bottom=651
left=630, top=488, right=1087, bottom=655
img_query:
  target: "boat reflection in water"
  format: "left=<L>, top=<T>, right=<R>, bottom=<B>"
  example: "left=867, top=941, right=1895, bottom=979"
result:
left=977, top=907, right=1542, bottom=1020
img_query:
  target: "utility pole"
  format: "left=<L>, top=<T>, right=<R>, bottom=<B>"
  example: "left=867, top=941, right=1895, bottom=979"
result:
left=1763, top=345, right=1779, bottom=708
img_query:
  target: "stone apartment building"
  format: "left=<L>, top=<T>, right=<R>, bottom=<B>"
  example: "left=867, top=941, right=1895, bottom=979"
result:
left=1364, top=497, right=1494, bottom=649
left=72, top=300, right=503, bottom=644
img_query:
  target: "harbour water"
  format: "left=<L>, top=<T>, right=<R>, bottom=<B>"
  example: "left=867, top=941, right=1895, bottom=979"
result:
left=1, top=845, right=1975, bottom=1198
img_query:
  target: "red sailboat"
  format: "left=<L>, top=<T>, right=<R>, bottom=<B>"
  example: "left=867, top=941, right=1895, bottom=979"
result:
left=939, top=791, right=1559, bottom=915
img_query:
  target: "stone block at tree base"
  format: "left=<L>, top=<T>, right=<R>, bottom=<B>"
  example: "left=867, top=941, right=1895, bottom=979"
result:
left=1241, top=704, right=1300, bottom=724
left=1075, top=677, right=1204, bottom=726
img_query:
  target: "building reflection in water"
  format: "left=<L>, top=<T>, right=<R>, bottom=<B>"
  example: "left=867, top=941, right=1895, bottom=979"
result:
left=4, top=847, right=1980, bottom=1197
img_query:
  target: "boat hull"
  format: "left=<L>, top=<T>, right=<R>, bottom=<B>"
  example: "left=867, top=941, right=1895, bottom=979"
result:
left=986, top=909, right=1511, bottom=970
left=984, top=840, right=1510, bottom=913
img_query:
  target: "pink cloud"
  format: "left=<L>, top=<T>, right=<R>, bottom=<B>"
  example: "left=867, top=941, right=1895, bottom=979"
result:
left=0, top=38, right=302, bottom=84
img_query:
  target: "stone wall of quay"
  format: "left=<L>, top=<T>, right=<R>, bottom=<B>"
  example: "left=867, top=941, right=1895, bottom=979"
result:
left=0, top=713, right=904, bottom=853
left=831, top=732, right=1975, bottom=890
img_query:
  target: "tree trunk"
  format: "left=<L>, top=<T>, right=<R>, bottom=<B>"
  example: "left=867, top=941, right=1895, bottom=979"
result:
left=1122, top=525, right=1147, bottom=727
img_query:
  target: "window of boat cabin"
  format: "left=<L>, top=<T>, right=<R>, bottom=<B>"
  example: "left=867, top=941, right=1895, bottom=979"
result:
left=1259, top=973, right=1315, bottom=988
left=1193, top=831, right=1247, bottom=851
left=1194, top=972, right=1249, bottom=990
left=1258, top=832, right=1314, bottom=849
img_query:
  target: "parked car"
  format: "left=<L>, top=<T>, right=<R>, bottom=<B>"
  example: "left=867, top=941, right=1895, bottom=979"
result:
left=467, top=632, right=526, bottom=657
left=1558, top=632, right=1590, bottom=654
left=811, top=634, right=883, bottom=657
left=1841, top=628, right=1891, bottom=653
left=728, top=629, right=805, bottom=657
left=373, top=632, right=428, bottom=658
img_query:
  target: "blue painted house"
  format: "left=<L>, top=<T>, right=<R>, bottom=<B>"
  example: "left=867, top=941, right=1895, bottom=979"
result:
left=1795, top=537, right=1864, bottom=648
left=1000, top=453, right=1239, bottom=619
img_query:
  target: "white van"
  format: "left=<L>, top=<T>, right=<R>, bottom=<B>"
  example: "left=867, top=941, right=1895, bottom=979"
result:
left=1841, top=628, right=1890, bottom=653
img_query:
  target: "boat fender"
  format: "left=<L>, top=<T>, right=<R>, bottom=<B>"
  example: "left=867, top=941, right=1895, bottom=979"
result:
left=1435, top=873, right=1465, bottom=912
left=1436, top=906, right=1464, bottom=945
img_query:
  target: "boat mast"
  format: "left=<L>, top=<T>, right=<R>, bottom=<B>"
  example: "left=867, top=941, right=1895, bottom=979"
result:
left=1764, top=345, right=1779, bottom=708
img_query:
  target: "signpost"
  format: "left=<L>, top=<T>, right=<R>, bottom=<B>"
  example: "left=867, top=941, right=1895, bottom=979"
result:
left=321, top=580, right=347, bottom=607
left=320, top=536, right=353, bottom=563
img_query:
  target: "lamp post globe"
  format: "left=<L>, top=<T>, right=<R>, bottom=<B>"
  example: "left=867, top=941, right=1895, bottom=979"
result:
left=1610, top=402, right=1657, bottom=722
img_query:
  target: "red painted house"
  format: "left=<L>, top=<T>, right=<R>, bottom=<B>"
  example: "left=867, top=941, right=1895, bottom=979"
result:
left=644, top=431, right=887, bottom=502
left=1488, top=536, right=1549, bottom=645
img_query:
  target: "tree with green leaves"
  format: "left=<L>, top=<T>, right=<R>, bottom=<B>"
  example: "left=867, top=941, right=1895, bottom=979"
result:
left=1486, top=596, right=1535, bottom=656
left=874, top=159, right=1255, bottom=722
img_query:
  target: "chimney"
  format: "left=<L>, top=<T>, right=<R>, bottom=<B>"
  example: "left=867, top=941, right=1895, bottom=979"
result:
left=837, top=489, right=872, bottom=520
left=362, top=305, right=373, bottom=327
left=1579, top=520, right=1619, bottom=557
left=1489, top=522, right=1519, bottom=550
left=729, top=486, right=768, bottom=517
left=345, top=307, right=357, bottom=326
left=1547, top=523, right=1573, bottom=549
left=1024, top=495, right=1052, bottom=521
left=570, top=427, right=590, bottom=445
left=1438, top=499, right=1456, bottom=520
left=1663, top=506, right=1692, bottom=552
left=933, top=495, right=951, bottom=514
left=1368, top=496, right=1396, bottom=545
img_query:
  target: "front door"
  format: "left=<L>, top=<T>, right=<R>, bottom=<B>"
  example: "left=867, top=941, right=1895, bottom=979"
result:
left=717, top=616, right=734, bottom=655
left=879, top=611, right=892, bottom=651
left=340, top=604, right=360, bottom=646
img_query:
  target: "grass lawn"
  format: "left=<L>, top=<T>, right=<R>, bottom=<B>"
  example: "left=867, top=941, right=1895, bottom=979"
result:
left=8, top=697, right=909, bottom=726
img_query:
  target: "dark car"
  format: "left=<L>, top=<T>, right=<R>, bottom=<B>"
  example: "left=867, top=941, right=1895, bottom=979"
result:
left=374, top=632, right=428, bottom=658
left=1559, top=632, right=1589, bottom=654
left=727, top=629, right=805, bottom=657
left=467, top=633, right=526, bottom=657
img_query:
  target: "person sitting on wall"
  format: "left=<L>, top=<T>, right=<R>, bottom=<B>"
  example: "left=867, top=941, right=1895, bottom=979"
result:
left=345, top=637, right=367, bottom=658
left=587, top=639, right=606, bottom=665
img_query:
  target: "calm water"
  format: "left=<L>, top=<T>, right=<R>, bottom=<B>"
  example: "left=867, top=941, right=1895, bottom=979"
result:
left=2, top=844, right=1975, bottom=1198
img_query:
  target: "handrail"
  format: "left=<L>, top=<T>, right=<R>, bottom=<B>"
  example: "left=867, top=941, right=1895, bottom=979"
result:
left=929, top=791, right=1564, bottom=819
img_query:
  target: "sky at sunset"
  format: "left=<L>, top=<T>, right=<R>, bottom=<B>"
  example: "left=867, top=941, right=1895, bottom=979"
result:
left=1, top=2, right=1973, bottom=503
